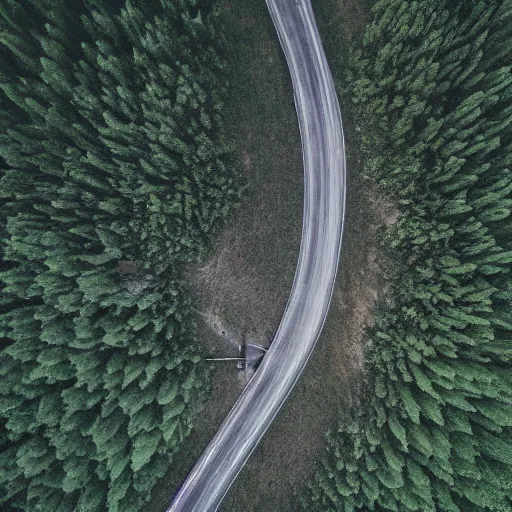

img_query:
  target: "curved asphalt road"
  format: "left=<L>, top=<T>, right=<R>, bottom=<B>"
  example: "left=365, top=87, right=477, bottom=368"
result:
left=167, top=1, right=346, bottom=510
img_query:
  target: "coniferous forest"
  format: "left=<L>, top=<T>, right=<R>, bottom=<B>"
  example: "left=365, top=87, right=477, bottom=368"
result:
left=0, top=0, right=238, bottom=510
left=304, top=1, right=512, bottom=511
left=2, top=0, right=512, bottom=511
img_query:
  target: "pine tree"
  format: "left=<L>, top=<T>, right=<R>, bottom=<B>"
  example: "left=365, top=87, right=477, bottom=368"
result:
left=304, top=1, right=512, bottom=511
left=0, top=0, right=238, bottom=510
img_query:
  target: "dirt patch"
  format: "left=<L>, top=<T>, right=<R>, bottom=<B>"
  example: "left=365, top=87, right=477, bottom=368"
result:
left=367, top=190, right=400, bottom=227
left=188, top=226, right=289, bottom=352
left=327, top=186, right=398, bottom=387
left=194, top=307, right=239, bottom=350
left=145, top=1, right=382, bottom=510
left=220, top=173, right=393, bottom=512
left=242, top=150, right=251, bottom=171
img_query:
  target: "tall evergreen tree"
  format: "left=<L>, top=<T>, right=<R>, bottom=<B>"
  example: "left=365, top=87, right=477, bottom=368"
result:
left=304, top=1, right=512, bottom=511
left=0, top=0, right=239, bottom=510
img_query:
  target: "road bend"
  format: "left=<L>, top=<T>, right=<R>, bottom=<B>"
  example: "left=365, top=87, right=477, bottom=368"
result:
left=167, top=1, right=346, bottom=510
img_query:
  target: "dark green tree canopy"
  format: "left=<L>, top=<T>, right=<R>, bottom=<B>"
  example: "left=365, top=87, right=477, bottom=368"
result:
left=0, top=0, right=238, bottom=510
left=304, top=1, right=512, bottom=511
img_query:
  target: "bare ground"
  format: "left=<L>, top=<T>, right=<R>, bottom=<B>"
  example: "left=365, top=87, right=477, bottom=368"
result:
left=220, top=178, right=395, bottom=512
left=145, top=1, right=387, bottom=511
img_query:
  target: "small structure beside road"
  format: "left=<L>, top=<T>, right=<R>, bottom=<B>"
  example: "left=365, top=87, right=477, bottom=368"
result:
left=244, top=343, right=267, bottom=370
left=206, top=342, right=267, bottom=372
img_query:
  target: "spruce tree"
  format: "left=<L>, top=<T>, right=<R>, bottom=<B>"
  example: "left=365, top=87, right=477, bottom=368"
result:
left=0, top=0, right=238, bottom=510
left=304, top=1, right=512, bottom=510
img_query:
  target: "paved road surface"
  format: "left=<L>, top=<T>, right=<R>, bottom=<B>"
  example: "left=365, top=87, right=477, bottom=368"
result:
left=166, top=1, right=346, bottom=510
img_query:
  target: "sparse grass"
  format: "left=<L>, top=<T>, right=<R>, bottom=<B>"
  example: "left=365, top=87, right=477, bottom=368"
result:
left=145, top=1, right=379, bottom=511
left=144, top=2, right=302, bottom=510
left=219, top=2, right=379, bottom=511
left=186, top=0, right=304, bottom=349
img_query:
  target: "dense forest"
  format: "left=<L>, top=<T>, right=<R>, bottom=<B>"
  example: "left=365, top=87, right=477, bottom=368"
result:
left=304, top=1, right=512, bottom=511
left=0, top=0, right=238, bottom=510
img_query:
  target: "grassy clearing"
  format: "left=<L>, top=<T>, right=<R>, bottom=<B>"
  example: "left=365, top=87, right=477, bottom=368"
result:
left=145, top=0, right=380, bottom=510
left=186, top=0, right=304, bottom=352
left=220, top=3, right=386, bottom=510
left=144, top=1, right=302, bottom=509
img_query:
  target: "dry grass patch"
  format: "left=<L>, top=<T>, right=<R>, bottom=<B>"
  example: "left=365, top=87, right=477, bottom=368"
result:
left=145, top=0, right=384, bottom=510
left=221, top=173, right=394, bottom=512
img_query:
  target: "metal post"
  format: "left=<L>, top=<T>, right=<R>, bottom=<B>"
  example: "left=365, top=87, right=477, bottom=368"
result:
left=205, top=358, right=246, bottom=362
